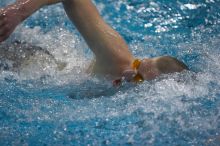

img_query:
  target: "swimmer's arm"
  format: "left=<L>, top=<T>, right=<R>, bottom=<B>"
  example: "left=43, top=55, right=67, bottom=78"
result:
left=0, top=0, right=64, bottom=42
left=62, top=0, right=133, bottom=66
left=14, top=0, right=65, bottom=19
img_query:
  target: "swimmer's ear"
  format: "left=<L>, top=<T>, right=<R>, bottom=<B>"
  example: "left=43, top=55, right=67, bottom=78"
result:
left=122, top=69, right=136, bottom=82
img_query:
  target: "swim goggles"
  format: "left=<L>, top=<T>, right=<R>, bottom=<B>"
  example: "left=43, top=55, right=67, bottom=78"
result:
left=113, top=59, right=144, bottom=86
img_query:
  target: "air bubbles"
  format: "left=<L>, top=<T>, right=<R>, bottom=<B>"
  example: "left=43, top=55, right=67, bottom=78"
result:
left=144, top=23, right=153, bottom=28
left=155, top=26, right=168, bottom=33
left=180, top=4, right=201, bottom=10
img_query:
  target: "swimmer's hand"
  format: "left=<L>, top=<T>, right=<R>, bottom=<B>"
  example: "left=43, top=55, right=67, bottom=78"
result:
left=0, top=0, right=65, bottom=43
left=0, top=4, right=24, bottom=42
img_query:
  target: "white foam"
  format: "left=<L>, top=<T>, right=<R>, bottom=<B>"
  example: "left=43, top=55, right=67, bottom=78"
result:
left=181, top=4, right=201, bottom=10
left=0, top=1, right=220, bottom=145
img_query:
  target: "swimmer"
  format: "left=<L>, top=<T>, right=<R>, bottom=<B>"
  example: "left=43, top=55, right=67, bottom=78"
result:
left=0, top=0, right=188, bottom=85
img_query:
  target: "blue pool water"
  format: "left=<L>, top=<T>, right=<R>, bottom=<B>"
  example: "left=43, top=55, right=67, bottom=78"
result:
left=0, top=0, right=220, bottom=145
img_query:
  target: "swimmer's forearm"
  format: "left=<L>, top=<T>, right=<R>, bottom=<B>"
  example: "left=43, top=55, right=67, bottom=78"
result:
left=15, top=0, right=64, bottom=21
left=16, top=0, right=64, bottom=7
left=0, top=0, right=64, bottom=42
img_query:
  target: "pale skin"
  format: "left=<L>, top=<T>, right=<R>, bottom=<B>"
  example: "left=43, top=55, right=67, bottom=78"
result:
left=0, top=0, right=183, bottom=83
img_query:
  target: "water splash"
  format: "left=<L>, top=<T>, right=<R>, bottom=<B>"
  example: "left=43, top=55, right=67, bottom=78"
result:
left=0, top=0, right=220, bottom=145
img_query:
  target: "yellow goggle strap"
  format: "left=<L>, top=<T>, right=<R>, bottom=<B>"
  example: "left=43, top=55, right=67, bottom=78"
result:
left=132, top=59, right=144, bottom=83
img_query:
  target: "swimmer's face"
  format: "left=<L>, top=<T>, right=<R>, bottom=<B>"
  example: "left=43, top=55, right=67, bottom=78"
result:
left=122, top=56, right=187, bottom=83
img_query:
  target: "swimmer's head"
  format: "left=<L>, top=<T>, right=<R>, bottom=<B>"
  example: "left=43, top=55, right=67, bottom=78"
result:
left=137, top=56, right=188, bottom=80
